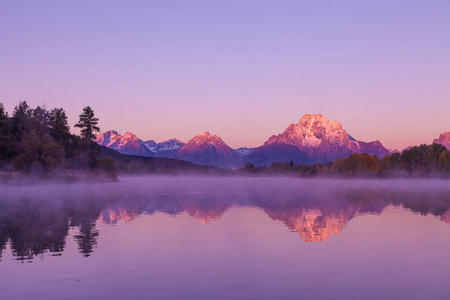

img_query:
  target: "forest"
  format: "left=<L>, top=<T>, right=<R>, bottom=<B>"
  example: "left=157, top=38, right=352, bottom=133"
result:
left=0, top=101, right=115, bottom=180
left=240, top=144, right=450, bottom=177
left=1, top=101, right=450, bottom=180
left=0, top=101, right=221, bottom=180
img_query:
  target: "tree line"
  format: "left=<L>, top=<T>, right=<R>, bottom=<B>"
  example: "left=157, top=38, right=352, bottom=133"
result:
left=240, top=144, right=450, bottom=177
left=0, top=101, right=114, bottom=178
left=2, top=100, right=449, bottom=179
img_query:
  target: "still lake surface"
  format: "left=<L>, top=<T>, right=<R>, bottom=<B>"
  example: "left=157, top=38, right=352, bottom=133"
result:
left=0, top=176, right=450, bottom=300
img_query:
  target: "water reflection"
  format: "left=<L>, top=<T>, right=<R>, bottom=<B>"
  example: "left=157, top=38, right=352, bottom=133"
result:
left=0, top=177, right=450, bottom=261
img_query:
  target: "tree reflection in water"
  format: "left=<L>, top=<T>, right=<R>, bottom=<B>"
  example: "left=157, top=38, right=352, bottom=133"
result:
left=0, top=178, right=449, bottom=261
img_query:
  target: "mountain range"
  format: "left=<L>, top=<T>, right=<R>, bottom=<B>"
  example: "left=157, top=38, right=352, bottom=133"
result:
left=96, top=113, right=449, bottom=169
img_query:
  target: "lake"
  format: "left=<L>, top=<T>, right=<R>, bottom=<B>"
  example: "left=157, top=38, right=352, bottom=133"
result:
left=0, top=176, right=449, bottom=300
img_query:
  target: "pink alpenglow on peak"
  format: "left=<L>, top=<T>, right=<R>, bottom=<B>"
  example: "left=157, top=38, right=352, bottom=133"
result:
left=177, top=131, right=241, bottom=168
left=96, top=114, right=392, bottom=168
left=247, top=114, right=391, bottom=167
left=96, top=130, right=185, bottom=158
left=96, top=130, right=153, bottom=157
left=433, top=132, right=450, bottom=150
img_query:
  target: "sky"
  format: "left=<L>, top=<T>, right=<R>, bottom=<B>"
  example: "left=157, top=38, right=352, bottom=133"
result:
left=1, top=0, right=449, bottom=150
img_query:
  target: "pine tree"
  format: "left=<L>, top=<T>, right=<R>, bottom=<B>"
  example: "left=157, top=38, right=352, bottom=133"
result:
left=74, top=106, right=100, bottom=141
left=10, top=101, right=32, bottom=143
left=74, top=106, right=101, bottom=171
left=49, top=108, right=70, bottom=142
left=49, top=107, right=72, bottom=155
left=31, top=105, right=50, bottom=135
left=0, top=103, right=14, bottom=164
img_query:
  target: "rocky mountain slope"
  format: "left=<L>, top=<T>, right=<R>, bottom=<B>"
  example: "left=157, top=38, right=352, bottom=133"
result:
left=96, top=114, right=393, bottom=168
left=433, top=132, right=450, bottom=149
left=176, top=131, right=241, bottom=168
left=144, top=138, right=185, bottom=158
left=96, top=130, right=153, bottom=157
left=246, top=114, right=391, bottom=166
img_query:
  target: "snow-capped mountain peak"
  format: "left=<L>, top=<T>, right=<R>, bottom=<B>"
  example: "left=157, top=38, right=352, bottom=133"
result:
left=234, top=147, right=255, bottom=156
left=96, top=130, right=152, bottom=156
left=249, top=114, right=391, bottom=166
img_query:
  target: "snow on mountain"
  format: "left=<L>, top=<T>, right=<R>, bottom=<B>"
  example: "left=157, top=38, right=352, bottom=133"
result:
left=97, top=114, right=393, bottom=168
left=177, top=131, right=241, bottom=168
left=96, top=130, right=121, bottom=148
left=152, top=139, right=185, bottom=152
left=97, top=131, right=186, bottom=158
left=234, top=147, right=255, bottom=156
left=247, top=114, right=391, bottom=167
left=143, top=140, right=158, bottom=152
left=144, top=138, right=185, bottom=158
left=433, top=132, right=450, bottom=149
left=96, top=131, right=153, bottom=157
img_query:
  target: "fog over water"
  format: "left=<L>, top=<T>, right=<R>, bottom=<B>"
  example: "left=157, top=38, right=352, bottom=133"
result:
left=0, top=176, right=450, bottom=300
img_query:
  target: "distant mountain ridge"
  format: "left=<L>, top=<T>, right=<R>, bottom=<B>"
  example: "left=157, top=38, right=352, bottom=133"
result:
left=96, top=131, right=185, bottom=158
left=95, top=113, right=433, bottom=169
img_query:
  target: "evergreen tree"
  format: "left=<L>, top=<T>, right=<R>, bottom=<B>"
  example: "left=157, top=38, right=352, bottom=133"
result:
left=74, top=106, right=101, bottom=171
left=0, top=103, right=14, bottom=164
left=31, top=105, right=50, bottom=135
left=438, top=150, right=450, bottom=174
left=13, top=131, right=65, bottom=175
left=10, top=101, right=32, bottom=144
left=49, top=108, right=70, bottom=143
left=0, top=103, right=8, bottom=133
left=74, top=106, right=100, bottom=141
left=49, top=107, right=73, bottom=159
left=427, top=143, right=447, bottom=172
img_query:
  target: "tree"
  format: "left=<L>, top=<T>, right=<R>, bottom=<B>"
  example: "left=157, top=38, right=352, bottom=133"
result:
left=10, top=101, right=32, bottom=144
left=31, top=105, right=50, bottom=135
left=74, top=106, right=100, bottom=141
left=74, top=107, right=101, bottom=171
left=438, top=150, right=450, bottom=174
left=0, top=103, right=14, bottom=164
left=244, top=162, right=256, bottom=173
left=427, top=143, right=447, bottom=172
left=13, top=131, right=65, bottom=175
left=49, top=108, right=70, bottom=143
left=99, top=157, right=118, bottom=179
left=0, top=103, right=8, bottom=133
left=49, top=107, right=73, bottom=158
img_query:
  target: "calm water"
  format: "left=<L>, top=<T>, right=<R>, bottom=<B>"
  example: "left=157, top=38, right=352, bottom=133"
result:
left=0, top=176, right=450, bottom=300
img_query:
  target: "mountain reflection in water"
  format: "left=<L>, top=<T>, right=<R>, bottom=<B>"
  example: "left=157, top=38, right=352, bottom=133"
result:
left=0, top=177, right=450, bottom=261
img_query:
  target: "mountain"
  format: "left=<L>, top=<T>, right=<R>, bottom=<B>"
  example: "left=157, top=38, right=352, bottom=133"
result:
left=96, top=130, right=153, bottom=157
left=96, top=131, right=185, bottom=158
left=246, top=143, right=310, bottom=167
left=144, top=138, right=185, bottom=158
left=265, top=208, right=355, bottom=242
left=99, top=146, right=224, bottom=174
left=246, top=114, right=391, bottom=167
left=388, top=148, right=400, bottom=154
left=97, top=114, right=392, bottom=168
left=234, top=147, right=255, bottom=156
left=176, top=131, right=241, bottom=168
left=433, top=132, right=450, bottom=149
left=350, top=140, right=391, bottom=157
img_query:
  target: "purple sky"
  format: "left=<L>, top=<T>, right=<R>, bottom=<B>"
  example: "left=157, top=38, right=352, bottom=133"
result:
left=1, top=0, right=449, bottom=150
